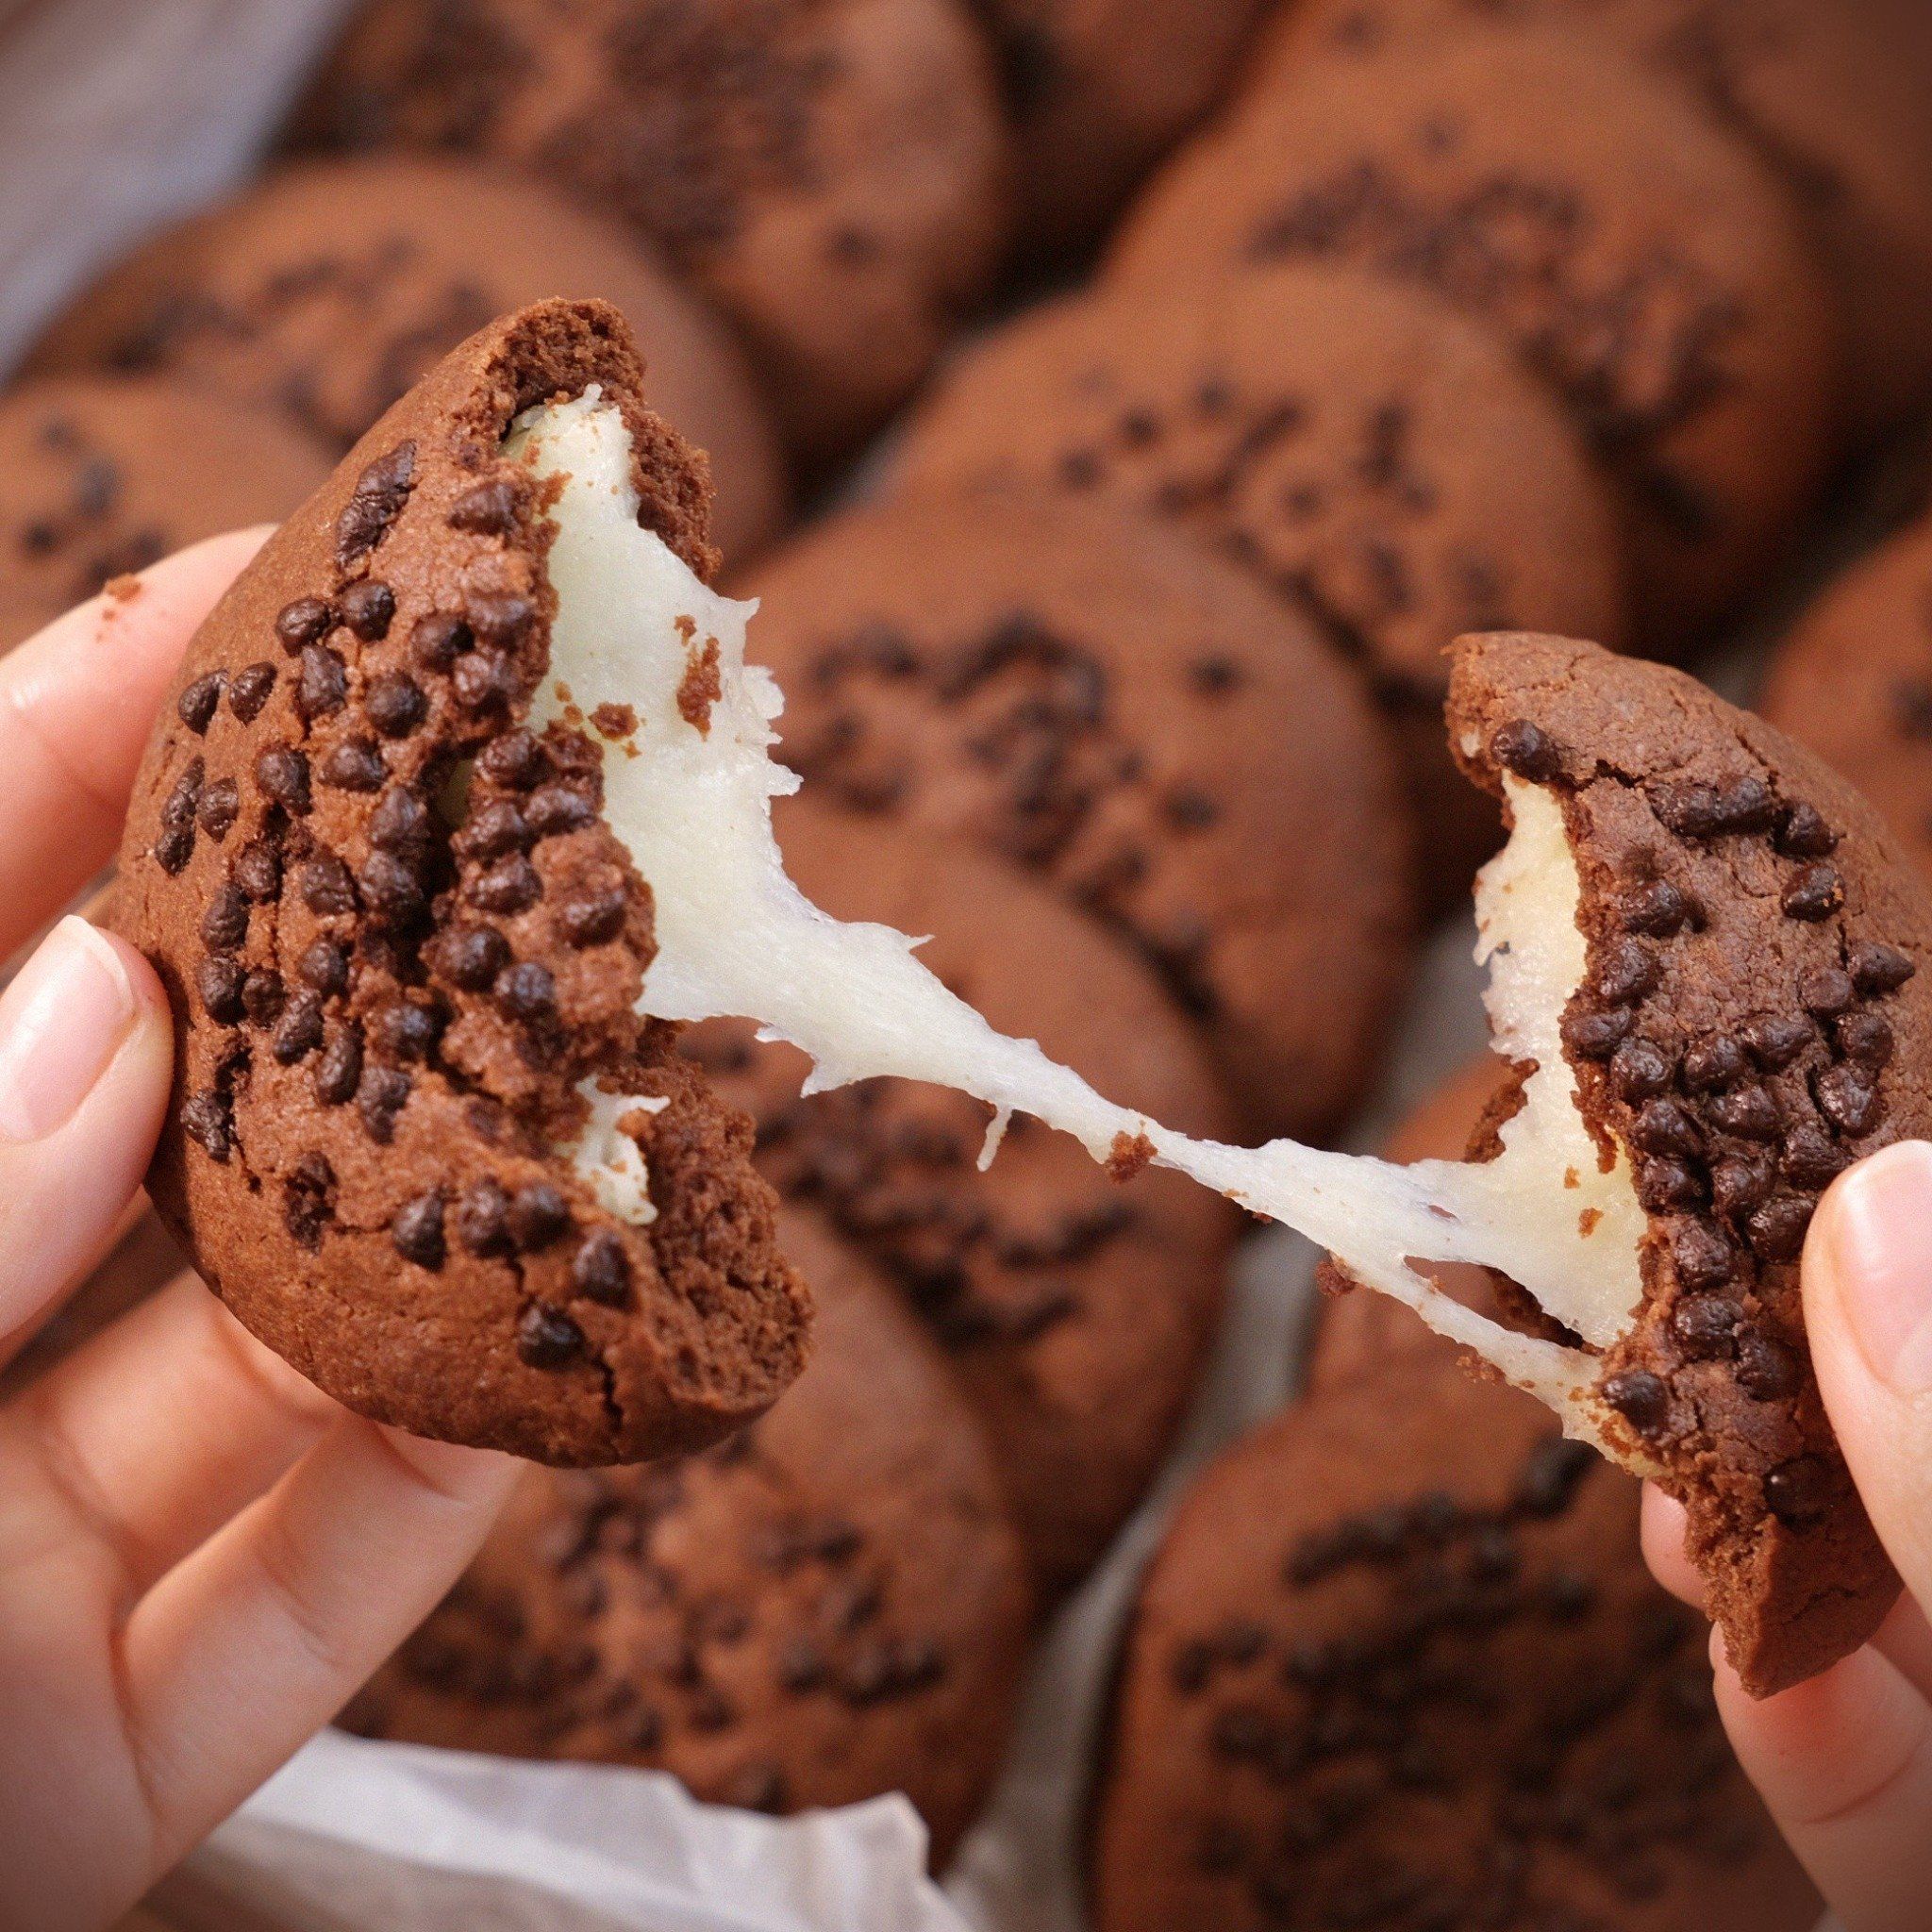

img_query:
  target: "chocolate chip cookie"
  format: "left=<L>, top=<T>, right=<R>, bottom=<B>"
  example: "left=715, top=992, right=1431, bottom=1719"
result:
left=343, top=1208, right=1031, bottom=1862
left=736, top=489, right=1415, bottom=1136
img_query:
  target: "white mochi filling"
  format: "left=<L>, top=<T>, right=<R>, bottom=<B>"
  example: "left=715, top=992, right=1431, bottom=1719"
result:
left=508, top=391, right=1653, bottom=1451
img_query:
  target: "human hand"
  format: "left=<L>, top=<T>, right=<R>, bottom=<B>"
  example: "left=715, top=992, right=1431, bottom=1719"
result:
left=1644, top=1138, right=1932, bottom=1932
left=0, top=536, right=522, bottom=1932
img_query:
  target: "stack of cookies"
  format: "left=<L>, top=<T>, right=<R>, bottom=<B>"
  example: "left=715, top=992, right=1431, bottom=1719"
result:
left=2, top=0, right=1928, bottom=1901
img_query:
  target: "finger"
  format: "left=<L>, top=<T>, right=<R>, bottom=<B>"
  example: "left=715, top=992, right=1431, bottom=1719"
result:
left=0, top=527, right=267, bottom=953
left=0, top=921, right=172, bottom=1361
left=1713, top=1634, right=1932, bottom=1932
left=119, top=1418, right=520, bottom=1872
left=1804, top=1141, right=1932, bottom=1609
left=10, top=1274, right=338, bottom=1599
left=1640, top=1484, right=1705, bottom=1609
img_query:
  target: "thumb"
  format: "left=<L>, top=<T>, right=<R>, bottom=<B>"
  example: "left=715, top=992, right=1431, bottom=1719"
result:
left=0, top=918, right=173, bottom=1358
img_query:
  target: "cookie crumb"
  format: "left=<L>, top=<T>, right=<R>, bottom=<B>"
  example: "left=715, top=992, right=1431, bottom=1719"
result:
left=1108, top=1130, right=1156, bottom=1181
left=677, top=636, right=723, bottom=735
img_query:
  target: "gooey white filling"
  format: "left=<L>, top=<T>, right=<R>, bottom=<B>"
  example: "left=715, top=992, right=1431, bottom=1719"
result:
left=510, top=392, right=1652, bottom=1449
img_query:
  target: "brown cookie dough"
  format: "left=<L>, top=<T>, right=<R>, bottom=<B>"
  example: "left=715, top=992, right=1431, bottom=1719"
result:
left=1261, top=0, right=1932, bottom=431
left=1091, top=1355, right=1819, bottom=1932
left=735, top=490, right=1415, bottom=1137
left=111, top=299, right=809, bottom=1465
left=898, top=262, right=1626, bottom=897
left=25, top=158, right=787, bottom=563
left=1108, top=22, right=1838, bottom=645
left=0, top=375, right=331, bottom=654
left=281, top=0, right=1011, bottom=460
left=1759, top=511, right=1932, bottom=891
left=973, top=0, right=1266, bottom=254
left=685, top=799, right=1238, bottom=1593
left=1445, top=629, right=1932, bottom=1693
left=343, top=1208, right=1031, bottom=1862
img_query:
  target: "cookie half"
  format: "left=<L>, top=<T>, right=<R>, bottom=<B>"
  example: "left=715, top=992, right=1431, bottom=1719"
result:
left=1091, top=1356, right=1819, bottom=1932
left=344, top=1208, right=1031, bottom=1862
left=113, top=299, right=808, bottom=1464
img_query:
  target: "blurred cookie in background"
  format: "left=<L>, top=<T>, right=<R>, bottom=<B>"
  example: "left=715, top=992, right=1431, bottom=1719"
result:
left=282, top=0, right=1011, bottom=461
left=686, top=800, right=1238, bottom=1596
left=898, top=261, right=1626, bottom=898
left=1759, top=509, right=1932, bottom=891
left=0, top=374, right=330, bottom=653
left=344, top=1210, right=1031, bottom=1863
left=1108, top=22, right=1839, bottom=648
left=1091, top=1351, right=1820, bottom=1932
left=1259, top=0, right=1932, bottom=433
left=972, top=0, right=1266, bottom=255
left=736, top=490, right=1416, bottom=1137
left=25, top=158, right=788, bottom=563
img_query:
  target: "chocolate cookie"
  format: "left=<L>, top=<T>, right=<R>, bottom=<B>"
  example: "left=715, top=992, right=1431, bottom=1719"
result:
left=26, top=158, right=787, bottom=563
left=1443, top=629, right=1932, bottom=1692
left=1306, top=1057, right=1514, bottom=1393
left=282, top=0, right=1011, bottom=459
left=344, top=1208, right=1031, bottom=1862
left=1262, top=0, right=1932, bottom=431
left=736, top=490, right=1415, bottom=1136
left=974, top=0, right=1266, bottom=254
left=1108, top=22, right=1838, bottom=645
left=0, top=375, right=331, bottom=653
left=686, top=798, right=1238, bottom=1593
left=111, top=299, right=809, bottom=1464
left=1091, top=1355, right=1819, bottom=1932
left=898, top=262, right=1626, bottom=895
left=1759, top=511, right=1932, bottom=890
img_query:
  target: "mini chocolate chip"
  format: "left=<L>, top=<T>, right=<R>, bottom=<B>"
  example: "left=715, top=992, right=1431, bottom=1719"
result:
left=1619, top=880, right=1690, bottom=937
left=495, top=960, right=556, bottom=1019
left=1601, top=1370, right=1669, bottom=1438
left=391, top=1191, right=446, bottom=1269
left=1737, top=1333, right=1803, bottom=1401
left=365, top=671, right=427, bottom=738
left=515, top=1303, right=585, bottom=1368
left=1610, top=1038, right=1674, bottom=1102
left=340, top=579, right=395, bottom=640
left=1740, top=1015, right=1811, bottom=1071
left=1814, top=1063, right=1882, bottom=1137
left=1712, top=777, right=1778, bottom=833
left=200, top=884, right=249, bottom=951
left=369, top=786, right=431, bottom=856
left=1706, top=1086, right=1781, bottom=1142
left=1765, top=1457, right=1832, bottom=1528
left=314, top=1028, right=363, bottom=1105
left=1682, top=1036, right=1748, bottom=1092
left=177, top=671, right=225, bottom=732
left=227, top=661, right=277, bottom=723
left=1710, top=1156, right=1772, bottom=1217
left=1781, top=864, right=1843, bottom=922
left=233, top=839, right=282, bottom=901
left=525, top=784, right=596, bottom=838
left=1745, top=1195, right=1812, bottom=1262
left=1673, top=1223, right=1736, bottom=1291
left=1780, top=1126, right=1849, bottom=1191
left=468, top=591, right=536, bottom=649
left=1490, top=720, right=1561, bottom=782
left=320, top=737, right=386, bottom=791
left=283, top=1152, right=336, bottom=1248
left=448, top=477, right=519, bottom=535
left=1593, top=939, right=1660, bottom=1006
left=273, top=992, right=325, bottom=1063
left=295, top=644, right=347, bottom=719
left=358, top=1066, right=410, bottom=1143
left=154, top=826, right=193, bottom=874
left=299, top=853, right=358, bottom=916
left=559, top=886, right=626, bottom=947
left=240, top=969, right=285, bottom=1025
left=198, top=956, right=244, bottom=1022
left=378, top=999, right=441, bottom=1060
left=508, top=1183, right=570, bottom=1251
left=439, top=925, right=509, bottom=990
left=455, top=801, right=530, bottom=862
left=411, top=612, right=471, bottom=670
left=468, top=856, right=541, bottom=914
left=336, top=442, right=415, bottom=569
left=1649, top=782, right=1724, bottom=839
left=1636, top=1158, right=1702, bottom=1212
left=1672, top=1295, right=1741, bottom=1358
left=179, top=1090, right=231, bottom=1161
left=571, top=1230, right=630, bottom=1305
left=298, top=939, right=348, bottom=995
left=1850, top=941, right=1916, bottom=995
left=1836, top=1011, right=1894, bottom=1068
left=452, top=650, right=516, bottom=710
left=1799, top=965, right=1857, bottom=1018
left=1774, top=802, right=1839, bottom=858
left=275, top=596, right=334, bottom=654
left=1561, top=1007, right=1632, bottom=1061
left=359, top=850, right=425, bottom=924
left=162, top=760, right=204, bottom=829
left=255, top=745, right=310, bottom=813
left=1632, top=1099, right=1700, bottom=1158
left=456, top=1178, right=511, bottom=1256
left=196, top=778, right=241, bottom=841
left=477, top=728, right=544, bottom=789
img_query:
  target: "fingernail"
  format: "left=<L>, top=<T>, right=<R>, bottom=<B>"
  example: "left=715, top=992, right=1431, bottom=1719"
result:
left=1822, top=1141, right=1932, bottom=1395
left=0, top=920, right=139, bottom=1143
